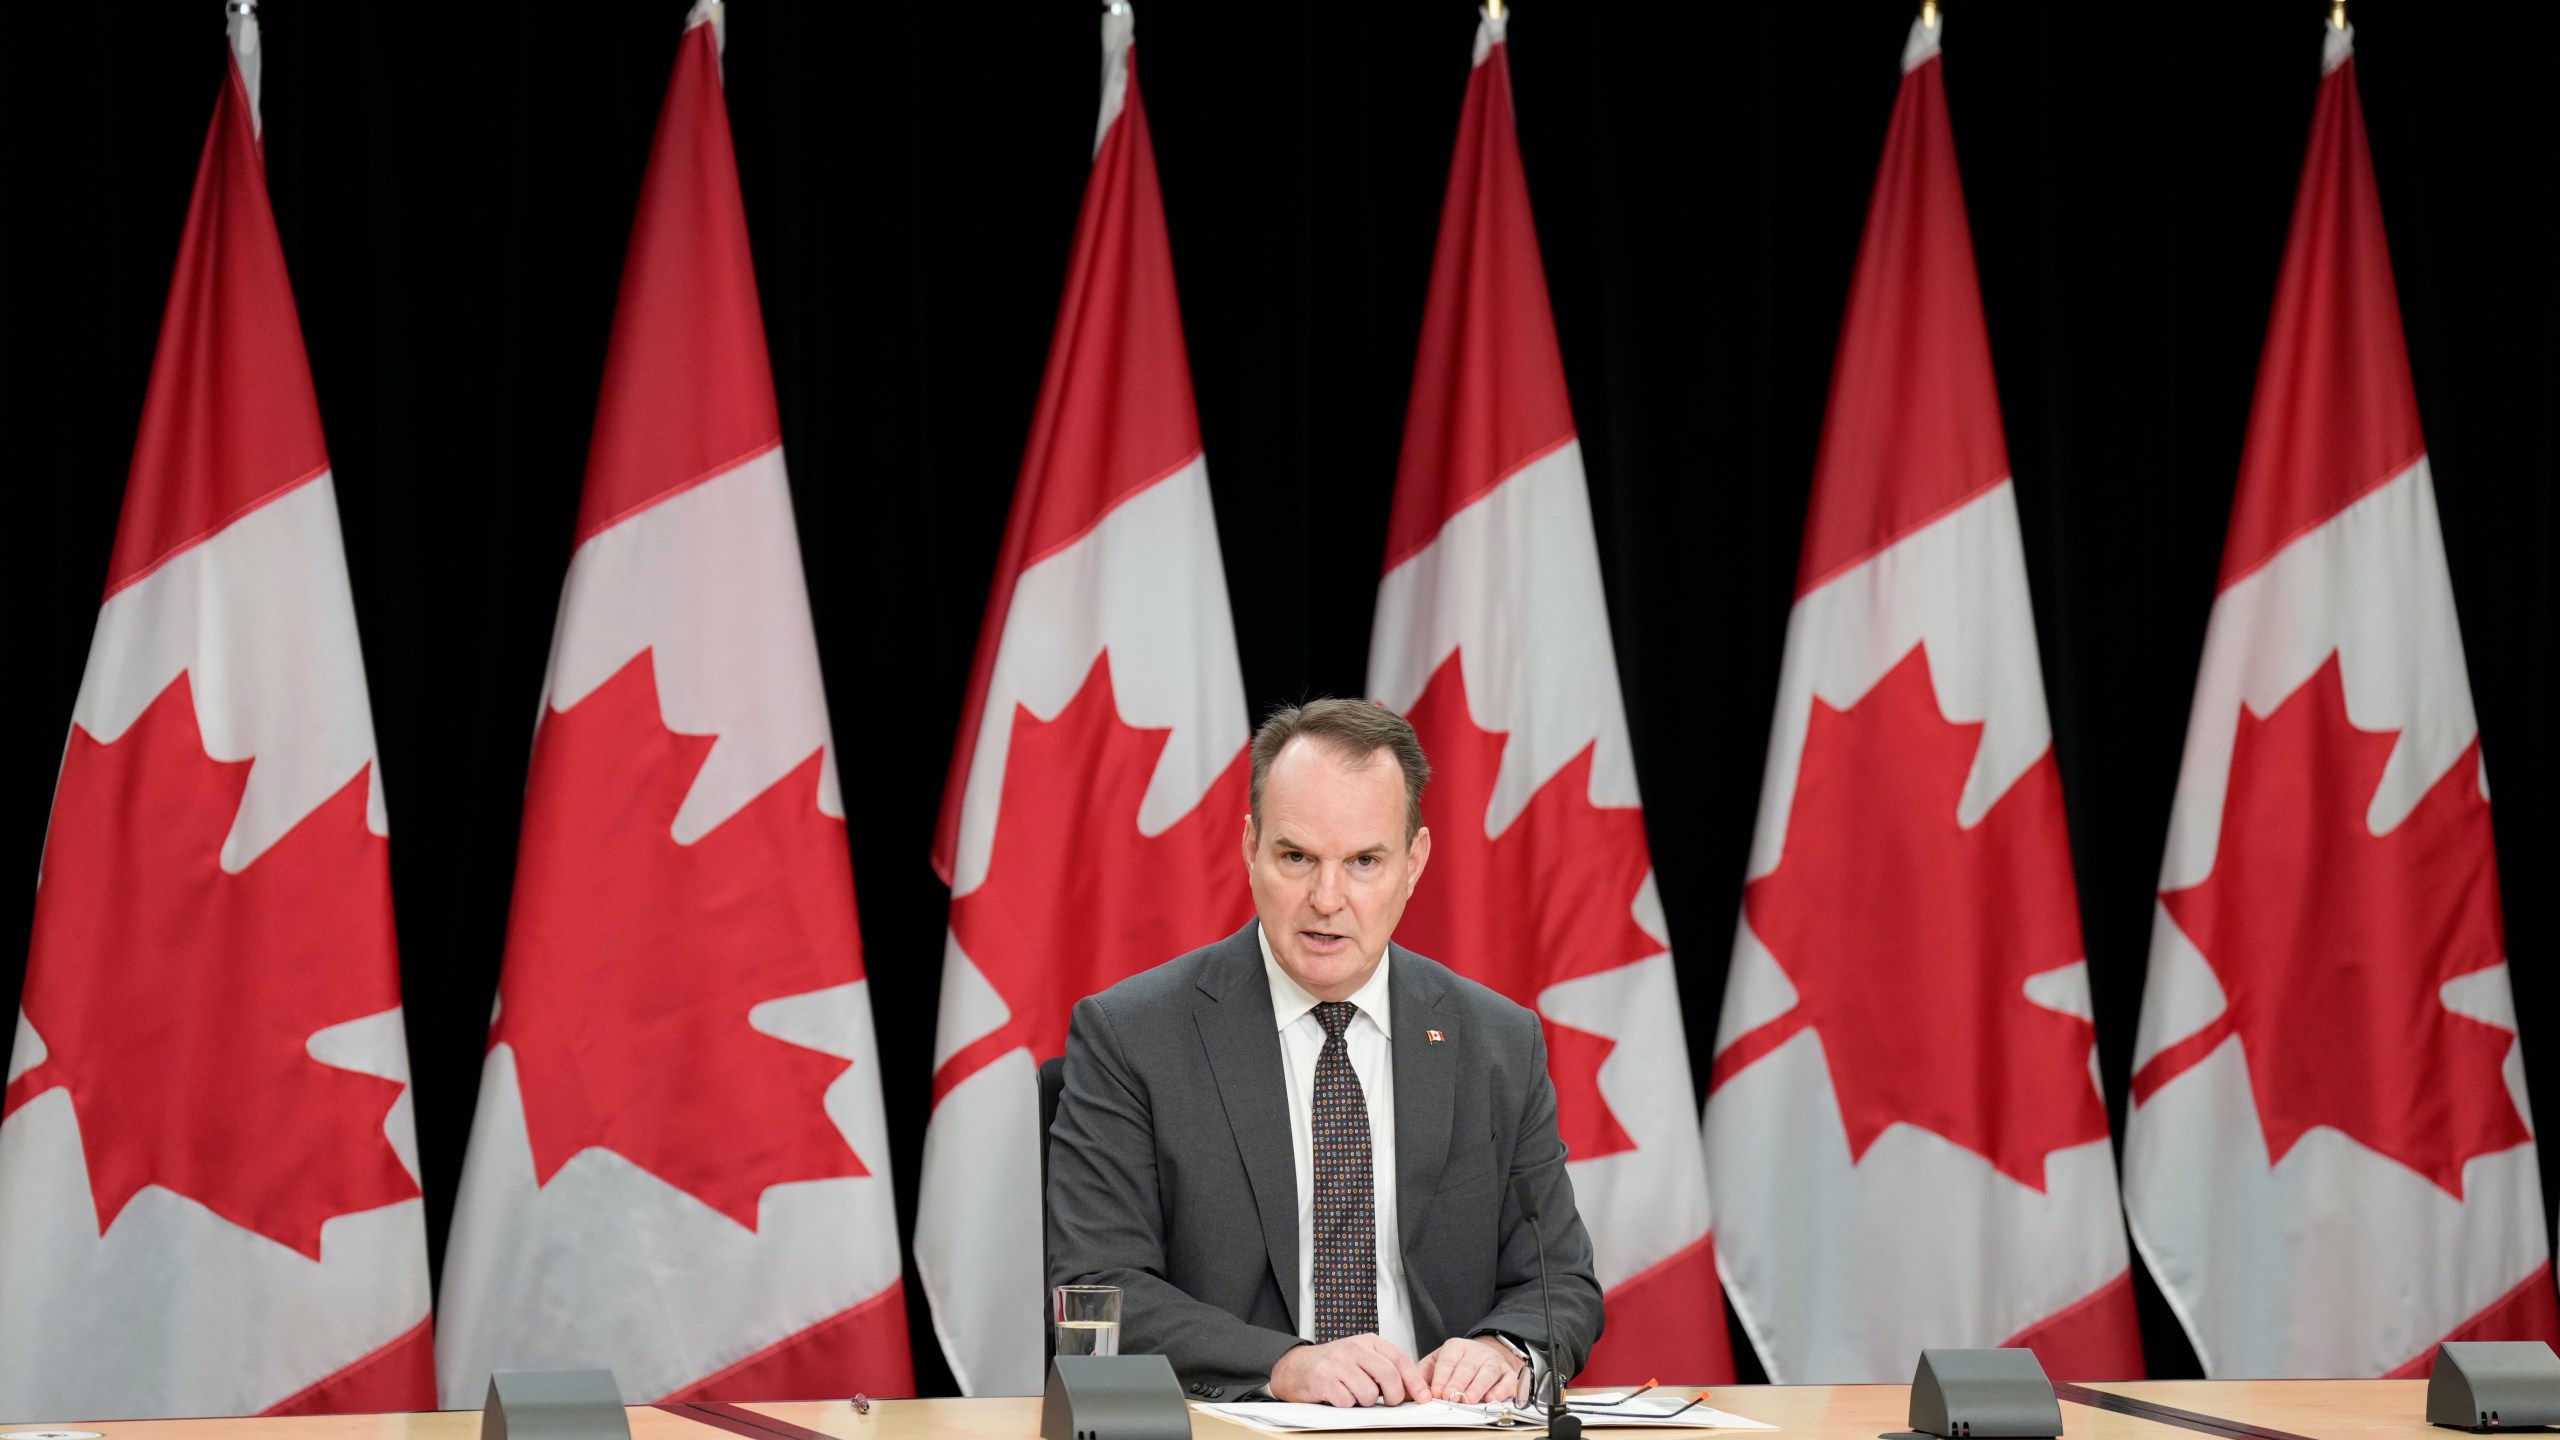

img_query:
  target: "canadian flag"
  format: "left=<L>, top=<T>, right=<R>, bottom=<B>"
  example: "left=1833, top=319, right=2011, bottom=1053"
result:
left=0, top=6, right=436, bottom=1419
left=434, top=1, right=912, bottom=1403
left=914, top=3, right=1251, bottom=1397
left=2120, top=19, right=2560, bottom=1377
left=1699, top=15, right=2143, bottom=1383
left=1365, top=8, right=1732, bottom=1387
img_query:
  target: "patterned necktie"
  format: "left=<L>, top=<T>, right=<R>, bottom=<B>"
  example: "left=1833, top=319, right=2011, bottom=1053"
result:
left=1310, top=1000, right=1378, bottom=1342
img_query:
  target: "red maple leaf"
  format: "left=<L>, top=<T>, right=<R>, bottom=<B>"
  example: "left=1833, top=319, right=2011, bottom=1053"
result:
left=1, top=674, right=417, bottom=1260
left=936, top=653, right=1252, bottom=1101
left=1392, top=655, right=1656, bottom=1163
left=492, top=650, right=871, bottom=1229
left=1714, top=644, right=2106, bottom=1192
left=2136, top=653, right=2523, bottom=1197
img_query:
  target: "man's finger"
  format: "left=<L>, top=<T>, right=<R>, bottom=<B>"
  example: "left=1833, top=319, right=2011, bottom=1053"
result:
left=1353, top=1347, right=1409, bottom=1406
left=1428, top=1346, right=1464, bottom=1402
left=1384, top=1346, right=1422, bottom=1406
left=1402, top=1342, right=1443, bottom=1393
left=1464, top=1342, right=1495, bottom=1404
left=1464, top=1349, right=1510, bottom=1403
left=1483, top=1355, right=1518, bottom=1404
left=1456, top=1344, right=1491, bottom=1401
left=1417, top=1343, right=1449, bottom=1397
left=1425, top=1346, right=1463, bottom=1401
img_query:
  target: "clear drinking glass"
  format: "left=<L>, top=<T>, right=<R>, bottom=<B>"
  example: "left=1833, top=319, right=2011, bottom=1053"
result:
left=1054, top=1284, right=1122, bottom=1356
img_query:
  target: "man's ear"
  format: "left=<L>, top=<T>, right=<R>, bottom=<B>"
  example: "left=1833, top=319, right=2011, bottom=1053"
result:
left=1404, top=825, right=1432, bottom=893
left=1240, top=810, right=1258, bottom=871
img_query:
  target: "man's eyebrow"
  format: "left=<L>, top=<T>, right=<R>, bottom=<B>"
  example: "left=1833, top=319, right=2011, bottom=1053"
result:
left=1266, top=834, right=1393, bottom=859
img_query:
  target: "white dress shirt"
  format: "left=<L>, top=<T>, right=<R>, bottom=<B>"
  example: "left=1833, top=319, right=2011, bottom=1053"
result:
left=1259, top=926, right=1417, bottom=1359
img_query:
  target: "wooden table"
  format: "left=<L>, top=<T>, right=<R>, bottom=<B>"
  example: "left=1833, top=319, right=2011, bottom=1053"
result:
left=0, top=1381, right=2452, bottom=1440
left=2074, top=1380, right=2437, bottom=1440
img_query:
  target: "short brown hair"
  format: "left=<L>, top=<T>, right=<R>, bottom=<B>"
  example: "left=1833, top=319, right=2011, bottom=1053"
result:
left=1249, top=698, right=1432, bottom=843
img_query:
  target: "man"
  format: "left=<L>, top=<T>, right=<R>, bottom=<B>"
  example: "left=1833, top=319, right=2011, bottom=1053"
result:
left=1047, top=698, right=1604, bottom=1407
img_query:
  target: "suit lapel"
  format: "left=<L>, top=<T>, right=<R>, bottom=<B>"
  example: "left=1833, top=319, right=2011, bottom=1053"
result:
left=1194, top=926, right=1302, bottom=1330
left=1392, top=948, right=1458, bottom=1263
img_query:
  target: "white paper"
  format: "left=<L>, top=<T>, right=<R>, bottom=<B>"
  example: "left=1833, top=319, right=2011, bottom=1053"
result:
left=1198, top=1399, right=1522, bottom=1431
left=1198, top=1394, right=1777, bottom=1432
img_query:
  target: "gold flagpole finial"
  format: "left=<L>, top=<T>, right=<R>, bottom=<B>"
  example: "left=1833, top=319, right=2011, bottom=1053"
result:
left=1920, top=0, right=1940, bottom=28
left=2328, top=0, right=2346, bottom=29
left=1487, top=0, right=1504, bottom=19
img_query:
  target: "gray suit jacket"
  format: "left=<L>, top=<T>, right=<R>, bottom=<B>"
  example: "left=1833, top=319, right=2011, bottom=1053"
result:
left=1047, top=922, right=1605, bottom=1399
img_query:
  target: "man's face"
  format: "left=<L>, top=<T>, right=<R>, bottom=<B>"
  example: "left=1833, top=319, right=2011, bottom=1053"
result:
left=1242, top=737, right=1432, bottom=1003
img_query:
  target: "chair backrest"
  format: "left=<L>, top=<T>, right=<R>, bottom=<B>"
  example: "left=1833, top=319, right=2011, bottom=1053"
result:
left=1038, top=1054, right=1067, bottom=1202
left=1038, top=1054, right=1067, bottom=1364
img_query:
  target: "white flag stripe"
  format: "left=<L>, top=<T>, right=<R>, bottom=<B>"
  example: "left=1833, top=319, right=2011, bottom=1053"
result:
left=940, top=459, right=1243, bottom=901
left=69, top=477, right=389, bottom=861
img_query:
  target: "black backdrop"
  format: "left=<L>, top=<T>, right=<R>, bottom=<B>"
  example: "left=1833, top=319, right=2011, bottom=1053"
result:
left=4, top=0, right=2554, bottom=1393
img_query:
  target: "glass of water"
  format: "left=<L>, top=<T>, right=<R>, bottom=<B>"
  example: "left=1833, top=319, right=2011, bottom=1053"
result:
left=1054, top=1284, right=1122, bottom=1356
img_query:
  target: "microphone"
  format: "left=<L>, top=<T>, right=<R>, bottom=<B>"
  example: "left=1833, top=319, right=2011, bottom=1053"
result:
left=1511, top=1175, right=1580, bottom=1440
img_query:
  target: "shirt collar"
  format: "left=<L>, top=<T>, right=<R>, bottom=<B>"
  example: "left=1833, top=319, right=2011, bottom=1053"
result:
left=1258, top=924, right=1393, bottom=1038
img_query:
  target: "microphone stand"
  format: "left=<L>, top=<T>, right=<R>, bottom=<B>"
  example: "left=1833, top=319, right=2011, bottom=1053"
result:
left=1512, top=1178, right=1580, bottom=1440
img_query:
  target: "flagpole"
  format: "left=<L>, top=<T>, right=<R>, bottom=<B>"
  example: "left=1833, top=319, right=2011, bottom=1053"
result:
left=2329, top=0, right=2347, bottom=28
left=1920, top=0, right=1939, bottom=27
left=223, top=0, right=261, bottom=138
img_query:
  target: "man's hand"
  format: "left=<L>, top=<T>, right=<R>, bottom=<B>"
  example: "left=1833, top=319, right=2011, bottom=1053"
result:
left=1267, top=1334, right=1432, bottom=1408
left=1418, top=1335, right=1527, bottom=1405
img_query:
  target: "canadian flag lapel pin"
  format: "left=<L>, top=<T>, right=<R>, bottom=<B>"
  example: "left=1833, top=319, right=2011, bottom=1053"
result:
left=1427, top=1029, right=1446, bottom=1044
